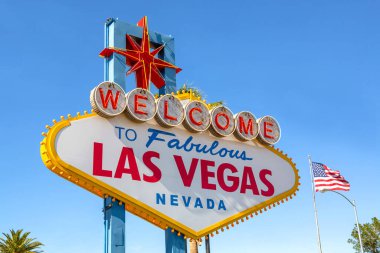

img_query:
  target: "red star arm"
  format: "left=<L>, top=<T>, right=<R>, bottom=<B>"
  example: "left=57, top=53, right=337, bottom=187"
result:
left=134, top=61, right=151, bottom=90
left=139, top=17, right=151, bottom=54
left=99, top=47, right=140, bottom=62
left=151, top=44, right=165, bottom=57
left=150, top=63, right=166, bottom=89
left=126, top=61, right=143, bottom=76
left=153, top=58, right=182, bottom=73
left=126, top=35, right=141, bottom=51
left=99, top=48, right=114, bottom=58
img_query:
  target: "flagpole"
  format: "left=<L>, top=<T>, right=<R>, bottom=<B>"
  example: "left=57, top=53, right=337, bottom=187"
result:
left=308, top=155, right=323, bottom=253
left=322, top=191, right=364, bottom=253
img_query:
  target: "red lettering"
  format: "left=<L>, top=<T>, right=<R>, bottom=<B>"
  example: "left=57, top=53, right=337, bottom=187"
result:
left=174, top=155, right=198, bottom=187
left=240, top=166, right=259, bottom=195
left=99, top=88, right=120, bottom=110
left=164, top=100, right=177, bottom=120
left=92, top=142, right=112, bottom=177
left=189, top=107, right=202, bottom=126
left=201, top=159, right=216, bottom=190
left=260, top=169, right=274, bottom=196
left=264, top=121, right=274, bottom=139
left=142, top=151, right=162, bottom=183
left=239, top=116, right=254, bottom=135
left=114, top=147, right=141, bottom=180
left=134, top=94, right=148, bottom=115
left=215, top=112, right=230, bottom=130
left=217, top=163, right=239, bottom=192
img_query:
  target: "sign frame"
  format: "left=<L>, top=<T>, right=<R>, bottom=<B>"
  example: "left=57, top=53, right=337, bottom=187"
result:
left=41, top=110, right=300, bottom=240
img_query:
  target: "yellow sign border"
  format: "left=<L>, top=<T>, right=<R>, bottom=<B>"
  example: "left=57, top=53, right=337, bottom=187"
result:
left=40, top=111, right=300, bottom=240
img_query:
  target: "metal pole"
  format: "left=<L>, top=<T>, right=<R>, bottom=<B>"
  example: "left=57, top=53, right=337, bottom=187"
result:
left=104, top=197, right=108, bottom=253
left=104, top=197, right=126, bottom=253
left=353, top=201, right=365, bottom=253
left=104, top=19, right=109, bottom=82
left=165, top=229, right=187, bottom=253
left=326, top=191, right=364, bottom=253
left=308, top=155, right=323, bottom=253
left=104, top=18, right=114, bottom=82
left=205, top=236, right=210, bottom=253
left=103, top=19, right=126, bottom=253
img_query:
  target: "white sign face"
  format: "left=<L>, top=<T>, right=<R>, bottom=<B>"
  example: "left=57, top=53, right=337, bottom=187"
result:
left=42, top=113, right=298, bottom=239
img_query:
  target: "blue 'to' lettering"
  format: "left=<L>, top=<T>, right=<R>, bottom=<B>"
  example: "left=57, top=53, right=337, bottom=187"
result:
left=125, top=128, right=137, bottom=141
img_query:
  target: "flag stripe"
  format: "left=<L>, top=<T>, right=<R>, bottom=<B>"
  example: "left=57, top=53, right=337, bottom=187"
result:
left=314, top=178, right=349, bottom=182
left=315, top=180, right=350, bottom=184
left=316, top=187, right=350, bottom=192
left=315, top=183, right=350, bottom=188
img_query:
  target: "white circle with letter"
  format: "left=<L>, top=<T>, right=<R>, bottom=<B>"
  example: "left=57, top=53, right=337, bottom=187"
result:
left=156, top=94, right=185, bottom=127
left=209, top=106, right=236, bottom=137
left=90, top=81, right=127, bottom=117
left=125, top=88, right=157, bottom=122
left=234, top=111, right=259, bottom=141
left=183, top=101, right=211, bottom=132
left=258, top=116, right=281, bottom=145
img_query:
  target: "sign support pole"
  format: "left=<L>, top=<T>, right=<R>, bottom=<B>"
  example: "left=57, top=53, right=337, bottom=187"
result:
left=165, top=229, right=187, bottom=253
left=205, top=236, right=211, bottom=253
left=104, top=197, right=126, bottom=253
left=103, top=20, right=126, bottom=253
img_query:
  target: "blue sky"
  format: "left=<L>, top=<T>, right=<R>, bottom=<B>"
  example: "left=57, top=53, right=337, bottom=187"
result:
left=0, top=0, right=379, bottom=253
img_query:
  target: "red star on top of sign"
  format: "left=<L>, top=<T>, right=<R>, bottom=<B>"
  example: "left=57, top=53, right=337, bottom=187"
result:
left=99, top=16, right=182, bottom=90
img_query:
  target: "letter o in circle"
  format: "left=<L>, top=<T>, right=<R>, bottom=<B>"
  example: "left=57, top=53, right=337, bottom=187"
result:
left=209, top=106, right=235, bottom=137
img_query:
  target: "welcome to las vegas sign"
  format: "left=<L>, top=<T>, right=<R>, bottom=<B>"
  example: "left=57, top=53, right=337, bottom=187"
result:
left=40, top=17, right=299, bottom=240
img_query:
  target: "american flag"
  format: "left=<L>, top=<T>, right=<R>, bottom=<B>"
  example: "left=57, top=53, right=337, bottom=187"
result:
left=312, top=162, right=350, bottom=192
